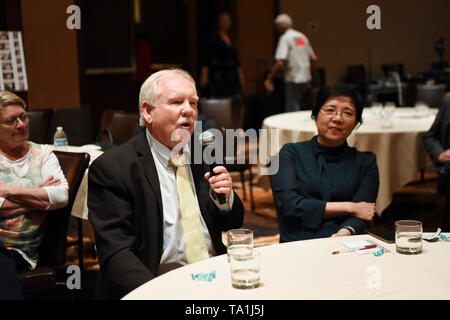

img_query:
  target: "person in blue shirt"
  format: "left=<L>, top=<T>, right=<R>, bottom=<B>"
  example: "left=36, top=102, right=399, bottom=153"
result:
left=270, top=85, right=380, bottom=242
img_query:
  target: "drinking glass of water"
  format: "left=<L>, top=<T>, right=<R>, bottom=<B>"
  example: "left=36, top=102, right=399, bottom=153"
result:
left=230, top=249, right=260, bottom=289
left=226, top=229, right=253, bottom=262
left=395, top=220, right=423, bottom=254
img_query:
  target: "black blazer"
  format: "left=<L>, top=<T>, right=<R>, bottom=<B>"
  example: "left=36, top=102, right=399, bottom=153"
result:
left=88, top=131, right=244, bottom=299
left=423, top=96, right=450, bottom=166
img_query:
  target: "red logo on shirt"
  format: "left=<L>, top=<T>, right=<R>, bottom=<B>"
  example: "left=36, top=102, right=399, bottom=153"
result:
left=295, top=36, right=306, bottom=46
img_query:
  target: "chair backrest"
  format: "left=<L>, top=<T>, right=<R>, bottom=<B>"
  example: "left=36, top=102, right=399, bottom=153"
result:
left=199, top=97, right=244, bottom=130
left=28, top=109, right=53, bottom=144
left=37, top=151, right=90, bottom=267
left=311, top=67, right=326, bottom=88
left=100, top=109, right=140, bottom=145
left=382, top=63, right=405, bottom=80
left=48, top=105, right=93, bottom=146
left=416, top=84, right=446, bottom=108
left=346, top=65, right=366, bottom=83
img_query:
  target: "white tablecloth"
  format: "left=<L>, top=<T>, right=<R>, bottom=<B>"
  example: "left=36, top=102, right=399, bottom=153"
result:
left=52, top=145, right=103, bottom=220
left=259, top=107, right=437, bottom=215
left=123, top=233, right=450, bottom=300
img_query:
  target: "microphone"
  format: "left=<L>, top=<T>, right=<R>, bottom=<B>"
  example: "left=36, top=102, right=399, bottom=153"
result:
left=199, top=131, right=226, bottom=204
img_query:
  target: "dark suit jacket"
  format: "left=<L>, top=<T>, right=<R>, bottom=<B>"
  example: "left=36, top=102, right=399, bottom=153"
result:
left=88, top=130, right=244, bottom=299
left=423, top=96, right=450, bottom=166
left=423, top=96, right=450, bottom=195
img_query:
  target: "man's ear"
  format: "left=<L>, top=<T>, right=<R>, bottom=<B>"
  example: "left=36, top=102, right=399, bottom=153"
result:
left=141, top=101, right=153, bottom=125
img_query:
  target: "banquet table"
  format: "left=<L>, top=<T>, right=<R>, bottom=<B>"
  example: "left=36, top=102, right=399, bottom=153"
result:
left=123, top=233, right=450, bottom=300
left=259, top=107, right=438, bottom=215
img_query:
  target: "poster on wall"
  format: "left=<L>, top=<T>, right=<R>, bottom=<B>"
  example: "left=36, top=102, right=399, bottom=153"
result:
left=0, top=31, right=28, bottom=91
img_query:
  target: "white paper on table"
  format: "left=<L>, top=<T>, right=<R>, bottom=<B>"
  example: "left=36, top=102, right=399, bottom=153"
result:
left=340, top=239, right=390, bottom=255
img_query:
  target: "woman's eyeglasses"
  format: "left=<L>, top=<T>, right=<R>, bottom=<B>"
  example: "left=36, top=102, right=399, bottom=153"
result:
left=3, top=113, right=31, bottom=126
left=320, top=108, right=355, bottom=120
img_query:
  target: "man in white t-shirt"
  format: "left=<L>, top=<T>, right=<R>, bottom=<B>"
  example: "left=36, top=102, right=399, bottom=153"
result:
left=265, top=13, right=318, bottom=112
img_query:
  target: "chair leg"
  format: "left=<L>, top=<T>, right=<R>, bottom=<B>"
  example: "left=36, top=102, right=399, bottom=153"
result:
left=248, top=167, right=255, bottom=212
left=240, top=171, right=247, bottom=200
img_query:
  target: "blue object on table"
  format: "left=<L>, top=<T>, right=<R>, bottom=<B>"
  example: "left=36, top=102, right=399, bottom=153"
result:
left=374, top=247, right=385, bottom=257
left=191, top=270, right=216, bottom=281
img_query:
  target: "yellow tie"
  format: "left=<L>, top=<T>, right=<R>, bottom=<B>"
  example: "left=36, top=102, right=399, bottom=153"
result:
left=170, top=153, right=210, bottom=264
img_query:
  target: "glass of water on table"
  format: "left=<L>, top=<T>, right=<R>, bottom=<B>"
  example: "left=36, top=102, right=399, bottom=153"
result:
left=226, top=228, right=253, bottom=262
left=226, top=228, right=260, bottom=289
left=395, top=220, right=423, bottom=254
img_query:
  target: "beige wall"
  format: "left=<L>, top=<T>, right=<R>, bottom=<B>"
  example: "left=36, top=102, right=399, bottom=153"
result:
left=21, top=0, right=80, bottom=109
left=280, top=0, right=450, bottom=84
left=236, top=0, right=274, bottom=95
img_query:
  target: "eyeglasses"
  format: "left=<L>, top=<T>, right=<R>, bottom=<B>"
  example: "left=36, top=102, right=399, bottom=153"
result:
left=2, top=113, right=31, bottom=126
left=320, top=108, right=355, bottom=120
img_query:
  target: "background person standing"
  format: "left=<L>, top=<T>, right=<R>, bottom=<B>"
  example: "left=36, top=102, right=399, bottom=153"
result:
left=265, top=13, right=318, bottom=112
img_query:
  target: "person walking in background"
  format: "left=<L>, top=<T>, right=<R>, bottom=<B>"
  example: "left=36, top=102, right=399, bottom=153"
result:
left=265, top=13, right=318, bottom=112
left=200, top=12, right=245, bottom=99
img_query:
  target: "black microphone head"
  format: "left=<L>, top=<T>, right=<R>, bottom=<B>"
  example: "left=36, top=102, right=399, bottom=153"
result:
left=199, top=130, right=215, bottom=147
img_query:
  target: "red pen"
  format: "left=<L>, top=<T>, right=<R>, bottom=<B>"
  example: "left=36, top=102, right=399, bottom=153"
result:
left=332, top=244, right=377, bottom=255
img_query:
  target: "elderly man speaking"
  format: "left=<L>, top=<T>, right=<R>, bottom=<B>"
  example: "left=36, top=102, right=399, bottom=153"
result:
left=88, top=69, right=244, bottom=300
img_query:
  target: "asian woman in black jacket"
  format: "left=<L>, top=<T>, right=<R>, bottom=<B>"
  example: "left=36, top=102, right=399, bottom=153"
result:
left=271, top=85, right=380, bottom=242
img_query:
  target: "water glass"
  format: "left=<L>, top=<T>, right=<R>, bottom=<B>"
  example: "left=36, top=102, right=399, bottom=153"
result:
left=230, top=249, right=260, bottom=289
left=380, top=102, right=396, bottom=129
left=395, top=220, right=423, bottom=254
left=226, top=229, right=253, bottom=262
left=371, top=102, right=383, bottom=118
left=414, top=102, right=429, bottom=116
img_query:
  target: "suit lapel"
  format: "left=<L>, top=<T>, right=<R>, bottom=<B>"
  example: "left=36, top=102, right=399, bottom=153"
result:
left=135, top=131, right=163, bottom=220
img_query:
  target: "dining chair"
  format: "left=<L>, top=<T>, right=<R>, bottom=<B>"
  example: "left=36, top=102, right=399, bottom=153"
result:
left=99, top=109, right=140, bottom=145
left=27, top=109, right=53, bottom=144
left=382, top=63, right=405, bottom=80
left=220, top=127, right=256, bottom=212
left=49, top=105, right=93, bottom=146
left=199, top=97, right=245, bottom=130
left=19, top=151, right=90, bottom=299
left=415, top=84, right=446, bottom=108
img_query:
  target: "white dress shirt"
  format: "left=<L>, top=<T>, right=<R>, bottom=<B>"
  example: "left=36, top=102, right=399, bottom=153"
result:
left=145, top=129, right=234, bottom=275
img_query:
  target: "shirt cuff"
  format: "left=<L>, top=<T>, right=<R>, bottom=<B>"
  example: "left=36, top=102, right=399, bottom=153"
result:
left=210, top=189, right=234, bottom=211
left=43, top=186, right=69, bottom=210
left=0, top=197, right=4, bottom=208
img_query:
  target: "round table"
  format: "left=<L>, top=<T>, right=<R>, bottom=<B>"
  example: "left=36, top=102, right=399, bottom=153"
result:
left=259, top=107, right=438, bottom=214
left=123, top=233, right=450, bottom=300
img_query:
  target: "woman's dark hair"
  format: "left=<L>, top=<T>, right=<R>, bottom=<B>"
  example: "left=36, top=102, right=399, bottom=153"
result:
left=311, top=84, right=364, bottom=125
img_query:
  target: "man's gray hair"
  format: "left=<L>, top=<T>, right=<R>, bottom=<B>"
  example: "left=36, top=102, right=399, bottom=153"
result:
left=274, top=13, right=292, bottom=29
left=138, top=69, right=196, bottom=126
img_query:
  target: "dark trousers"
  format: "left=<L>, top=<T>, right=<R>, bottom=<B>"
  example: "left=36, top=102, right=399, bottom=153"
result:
left=0, top=245, right=23, bottom=300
